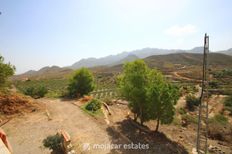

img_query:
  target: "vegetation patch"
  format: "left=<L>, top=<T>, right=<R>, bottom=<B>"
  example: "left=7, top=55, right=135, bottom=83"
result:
left=223, top=95, right=232, bottom=115
left=81, top=99, right=103, bottom=117
left=209, top=114, right=228, bottom=126
left=208, top=114, right=232, bottom=142
left=0, top=55, right=15, bottom=89
left=181, top=114, right=198, bottom=125
left=15, top=79, right=69, bottom=98
left=118, top=60, right=179, bottom=131
left=85, top=99, right=102, bottom=112
left=43, top=134, right=64, bottom=153
left=185, top=94, right=200, bottom=111
left=22, top=85, right=48, bottom=98
left=67, top=68, right=95, bottom=98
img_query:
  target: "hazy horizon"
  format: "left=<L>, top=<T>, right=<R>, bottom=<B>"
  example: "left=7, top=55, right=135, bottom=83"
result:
left=1, top=0, right=232, bottom=74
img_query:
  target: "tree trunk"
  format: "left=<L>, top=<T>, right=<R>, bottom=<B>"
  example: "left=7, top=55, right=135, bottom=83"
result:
left=155, top=118, right=160, bottom=132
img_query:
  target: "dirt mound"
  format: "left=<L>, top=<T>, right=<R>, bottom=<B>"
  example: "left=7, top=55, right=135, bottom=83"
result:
left=0, top=92, right=43, bottom=115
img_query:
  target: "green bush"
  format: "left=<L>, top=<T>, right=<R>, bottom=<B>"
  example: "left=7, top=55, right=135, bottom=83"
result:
left=43, top=134, right=63, bottom=153
left=0, top=55, right=15, bottom=89
left=85, top=99, right=102, bottom=112
left=23, top=85, right=48, bottom=98
left=67, top=68, right=95, bottom=98
left=224, top=96, right=232, bottom=115
left=185, top=95, right=200, bottom=111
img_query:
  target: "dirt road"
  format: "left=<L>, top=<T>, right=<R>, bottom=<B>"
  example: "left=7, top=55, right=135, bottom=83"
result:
left=2, top=99, right=113, bottom=154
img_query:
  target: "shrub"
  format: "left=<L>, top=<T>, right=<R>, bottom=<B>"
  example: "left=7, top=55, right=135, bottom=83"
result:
left=208, top=114, right=232, bottom=142
left=23, top=85, right=48, bottom=98
left=43, top=134, right=63, bottom=153
left=224, top=96, right=232, bottom=115
left=85, top=99, right=102, bottom=112
left=185, top=95, right=200, bottom=111
left=67, top=68, right=95, bottom=98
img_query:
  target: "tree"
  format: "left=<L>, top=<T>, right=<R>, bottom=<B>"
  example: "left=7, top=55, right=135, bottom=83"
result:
left=67, top=68, right=95, bottom=97
left=118, top=60, right=179, bottom=131
left=117, top=60, right=150, bottom=124
left=0, top=55, right=15, bottom=89
left=147, top=69, right=179, bottom=131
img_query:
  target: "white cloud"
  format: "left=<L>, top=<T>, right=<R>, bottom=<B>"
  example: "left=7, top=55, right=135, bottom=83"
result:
left=165, top=24, right=197, bottom=36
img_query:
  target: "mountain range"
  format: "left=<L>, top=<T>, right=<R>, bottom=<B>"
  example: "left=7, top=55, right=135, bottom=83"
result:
left=70, top=46, right=232, bottom=70
left=17, top=47, right=232, bottom=78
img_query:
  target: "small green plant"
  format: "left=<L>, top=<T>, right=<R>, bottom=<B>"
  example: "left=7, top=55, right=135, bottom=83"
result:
left=85, top=99, right=102, bottom=112
left=185, top=94, right=200, bottom=111
left=23, top=85, right=48, bottom=98
left=43, top=134, right=63, bottom=153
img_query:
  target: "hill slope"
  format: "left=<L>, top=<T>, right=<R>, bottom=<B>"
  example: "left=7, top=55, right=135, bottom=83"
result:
left=12, top=66, right=72, bottom=80
left=90, top=52, right=232, bottom=74
left=218, top=48, right=232, bottom=56
left=145, top=52, right=232, bottom=68
left=14, top=52, right=232, bottom=80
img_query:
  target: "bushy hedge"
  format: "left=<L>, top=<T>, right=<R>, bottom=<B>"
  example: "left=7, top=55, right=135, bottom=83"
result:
left=85, top=99, right=102, bottom=112
left=23, top=85, right=48, bottom=98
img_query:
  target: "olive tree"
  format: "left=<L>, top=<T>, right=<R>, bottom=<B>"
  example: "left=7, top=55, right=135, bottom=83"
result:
left=67, top=68, right=95, bottom=98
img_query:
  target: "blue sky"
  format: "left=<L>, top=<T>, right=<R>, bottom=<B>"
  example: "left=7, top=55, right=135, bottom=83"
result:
left=0, top=0, right=232, bottom=74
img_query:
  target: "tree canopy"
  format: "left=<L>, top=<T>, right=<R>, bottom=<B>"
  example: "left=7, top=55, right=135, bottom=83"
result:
left=118, top=60, right=179, bottom=131
left=0, top=55, right=15, bottom=89
left=67, top=68, right=95, bottom=97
